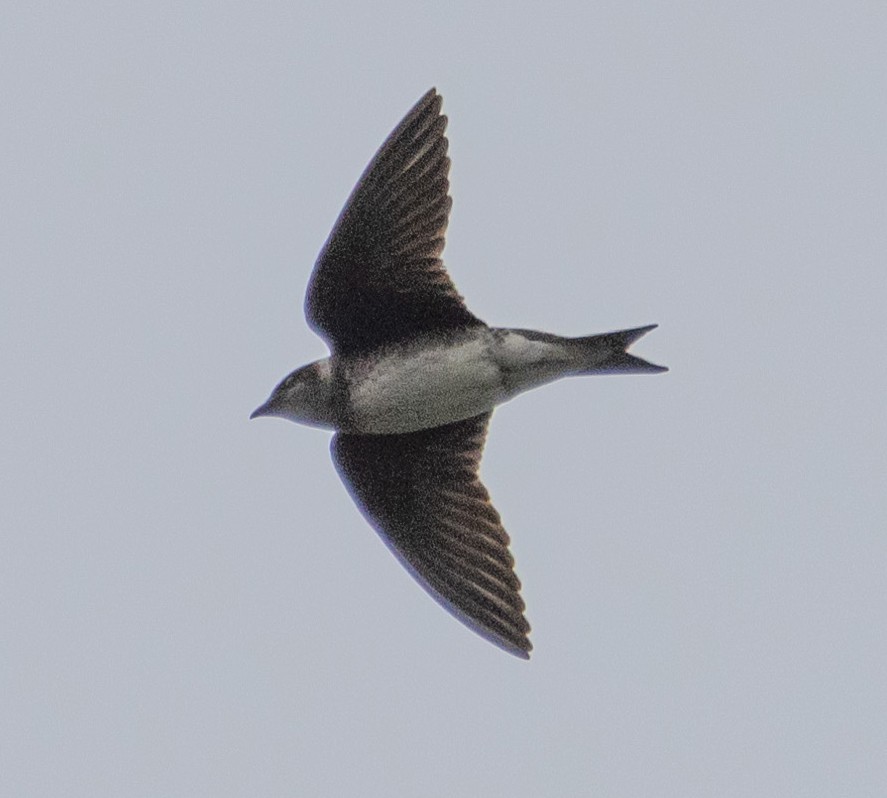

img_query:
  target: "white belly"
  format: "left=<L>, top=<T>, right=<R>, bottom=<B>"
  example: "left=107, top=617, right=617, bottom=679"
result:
left=346, top=336, right=504, bottom=433
left=343, top=329, right=576, bottom=434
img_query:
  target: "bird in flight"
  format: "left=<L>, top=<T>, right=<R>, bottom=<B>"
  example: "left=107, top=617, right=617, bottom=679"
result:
left=251, top=89, right=666, bottom=658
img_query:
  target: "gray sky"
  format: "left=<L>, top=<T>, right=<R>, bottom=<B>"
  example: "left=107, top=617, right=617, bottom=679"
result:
left=3, top=3, right=886, bottom=796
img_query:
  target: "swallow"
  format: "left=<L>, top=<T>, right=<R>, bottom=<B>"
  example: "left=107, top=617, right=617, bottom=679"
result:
left=251, top=88, right=666, bottom=658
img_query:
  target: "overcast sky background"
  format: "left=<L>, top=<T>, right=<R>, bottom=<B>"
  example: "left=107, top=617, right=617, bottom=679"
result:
left=3, top=3, right=886, bottom=796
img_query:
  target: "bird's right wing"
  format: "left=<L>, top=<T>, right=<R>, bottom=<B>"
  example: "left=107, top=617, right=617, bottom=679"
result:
left=332, top=413, right=531, bottom=658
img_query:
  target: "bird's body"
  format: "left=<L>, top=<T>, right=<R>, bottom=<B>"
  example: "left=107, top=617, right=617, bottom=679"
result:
left=251, top=89, right=666, bottom=658
left=261, top=325, right=662, bottom=435
left=343, top=328, right=507, bottom=434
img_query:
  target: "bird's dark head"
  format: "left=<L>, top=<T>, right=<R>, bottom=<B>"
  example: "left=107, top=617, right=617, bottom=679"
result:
left=250, top=359, right=336, bottom=429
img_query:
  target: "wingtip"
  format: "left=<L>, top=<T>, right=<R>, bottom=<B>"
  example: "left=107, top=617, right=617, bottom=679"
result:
left=418, top=86, right=440, bottom=107
left=511, top=643, right=532, bottom=660
left=478, top=625, right=533, bottom=660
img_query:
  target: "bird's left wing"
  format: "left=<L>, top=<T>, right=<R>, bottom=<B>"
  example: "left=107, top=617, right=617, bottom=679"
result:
left=306, top=89, right=484, bottom=357
left=332, top=413, right=531, bottom=658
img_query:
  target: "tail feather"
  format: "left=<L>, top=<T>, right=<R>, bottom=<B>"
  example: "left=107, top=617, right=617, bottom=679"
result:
left=572, top=324, right=667, bottom=375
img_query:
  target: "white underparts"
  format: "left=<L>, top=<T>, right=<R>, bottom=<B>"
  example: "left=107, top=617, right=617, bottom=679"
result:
left=345, top=329, right=577, bottom=434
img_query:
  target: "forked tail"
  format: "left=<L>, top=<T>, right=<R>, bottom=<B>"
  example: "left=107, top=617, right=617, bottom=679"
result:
left=572, top=324, right=667, bottom=375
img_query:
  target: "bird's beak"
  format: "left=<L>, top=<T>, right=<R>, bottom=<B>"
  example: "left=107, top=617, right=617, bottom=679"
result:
left=250, top=401, right=272, bottom=420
